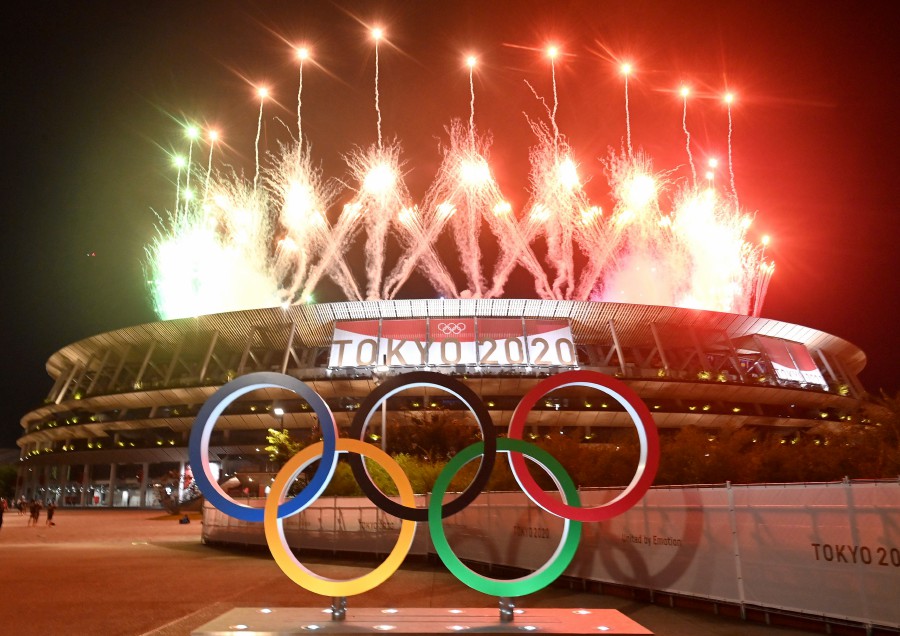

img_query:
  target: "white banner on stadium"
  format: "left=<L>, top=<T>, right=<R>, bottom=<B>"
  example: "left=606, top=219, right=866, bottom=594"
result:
left=757, top=335, right=829, bottom=388
left=328, top=318, right=576, bottom=368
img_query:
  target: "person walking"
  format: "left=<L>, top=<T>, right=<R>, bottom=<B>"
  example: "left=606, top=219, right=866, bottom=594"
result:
left=28, top=499, right=42, bottom=527
left=46, top=502, right=56, bottom=526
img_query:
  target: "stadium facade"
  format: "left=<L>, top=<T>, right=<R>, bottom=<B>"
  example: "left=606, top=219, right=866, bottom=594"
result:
left=16, top=299, right=866, bottom=507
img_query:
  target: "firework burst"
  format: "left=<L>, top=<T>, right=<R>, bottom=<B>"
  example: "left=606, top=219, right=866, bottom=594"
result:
left=146, top=36, right=773, bottom=320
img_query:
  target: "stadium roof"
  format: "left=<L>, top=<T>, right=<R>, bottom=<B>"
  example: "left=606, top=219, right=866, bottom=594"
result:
left=48, top=300, right=866, bottom=377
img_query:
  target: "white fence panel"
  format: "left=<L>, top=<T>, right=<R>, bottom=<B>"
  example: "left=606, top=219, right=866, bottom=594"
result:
left=571, top=488, right=741, bottom=601
left=201, top=481, right=900, bottom=628
left=733, top=481, right=900, bottom=626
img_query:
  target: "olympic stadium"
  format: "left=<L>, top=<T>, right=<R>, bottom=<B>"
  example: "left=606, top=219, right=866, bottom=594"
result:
left=15, top=298, right=865, bottom=508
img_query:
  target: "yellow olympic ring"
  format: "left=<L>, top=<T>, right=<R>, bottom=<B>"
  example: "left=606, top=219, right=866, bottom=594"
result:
left=263, top=438, right=417, bottom=597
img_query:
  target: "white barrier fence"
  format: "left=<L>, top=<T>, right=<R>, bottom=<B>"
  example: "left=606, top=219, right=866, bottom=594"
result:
left=202, top=480, right=900, bottom=628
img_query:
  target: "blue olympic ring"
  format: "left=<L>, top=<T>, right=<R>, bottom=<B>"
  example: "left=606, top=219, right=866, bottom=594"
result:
left=188, top=372, right=339, bottom=522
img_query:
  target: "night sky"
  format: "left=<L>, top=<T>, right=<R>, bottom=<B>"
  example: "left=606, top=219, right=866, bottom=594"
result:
left=3, top=2, right=898, bottom=448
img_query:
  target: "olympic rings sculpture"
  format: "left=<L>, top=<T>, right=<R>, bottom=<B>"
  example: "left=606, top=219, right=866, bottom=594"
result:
left=189, top=369, right=659, bottom=598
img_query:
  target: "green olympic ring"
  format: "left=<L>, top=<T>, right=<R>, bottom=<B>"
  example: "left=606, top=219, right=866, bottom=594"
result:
left=429, top=438, right=583, bottom=597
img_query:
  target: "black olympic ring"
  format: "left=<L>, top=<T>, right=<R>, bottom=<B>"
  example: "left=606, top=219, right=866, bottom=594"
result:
left=348, top=371, right=496, bottom=521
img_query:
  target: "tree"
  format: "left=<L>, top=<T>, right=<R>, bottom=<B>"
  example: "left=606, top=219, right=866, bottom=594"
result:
left=0, top=464, right=17, bottom=499
left=265, top=428, right=303, bottom=468
left=386, top=411, right=482, bottom=461
left=260, top=395, right=900, bottom=494
left=859, top=389, right=900, bottom=477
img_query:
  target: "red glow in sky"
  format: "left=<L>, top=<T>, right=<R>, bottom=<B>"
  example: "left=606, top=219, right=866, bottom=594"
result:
left=1, top=1, right=898, bottom=445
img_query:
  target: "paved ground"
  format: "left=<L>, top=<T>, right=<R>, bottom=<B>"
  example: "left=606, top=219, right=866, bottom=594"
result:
left=0, top=509, right=815, bottom=635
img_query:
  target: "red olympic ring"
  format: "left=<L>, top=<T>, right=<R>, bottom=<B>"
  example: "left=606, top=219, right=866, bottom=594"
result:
left=506, top=370, right=660, bottom=522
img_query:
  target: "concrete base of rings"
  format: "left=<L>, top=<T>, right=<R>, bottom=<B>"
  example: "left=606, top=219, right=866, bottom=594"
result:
left=192, top=607, right=652, bottom=635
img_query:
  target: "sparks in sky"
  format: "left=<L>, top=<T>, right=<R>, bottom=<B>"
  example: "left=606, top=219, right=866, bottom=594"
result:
left=203, top=129, right=218, bottom=205
left=372, top=27, right=384, bottom=149
left=145, top=179, right=281, bottom=319
left=466, top=55, right=477, bottom=143
left=146, top=30, right=772, bottom=320
left=725, top=92, right=738, bottom=205
left=680, top=86, right=697, bottom=184
left=621, top=63, right=633, bottom=157
left=296, top=46, right=310, bottom=142
left=254, top=87, right=268, bottom=191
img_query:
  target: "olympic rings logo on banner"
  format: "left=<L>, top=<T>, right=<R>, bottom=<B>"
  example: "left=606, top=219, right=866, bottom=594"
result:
left=188, top=369, right=660, bottom=598
left=436, top=321, right=467, bottom=335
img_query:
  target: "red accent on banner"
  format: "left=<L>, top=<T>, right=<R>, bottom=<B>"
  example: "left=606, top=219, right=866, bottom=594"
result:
left=380, top=319, right=428, bottom=341
left=479, top=318, right=523, bottom=340
left=526, top=318, right=570, bottom=336
left=334, top=319, right=379, bottom=338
